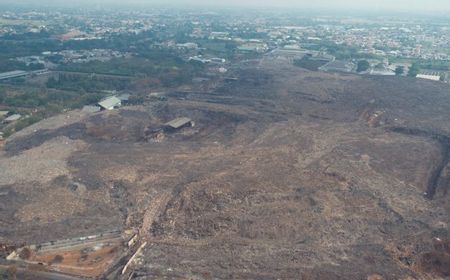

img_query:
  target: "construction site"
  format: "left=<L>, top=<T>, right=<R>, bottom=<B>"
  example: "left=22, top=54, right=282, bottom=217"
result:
left=7, top=231, right=124, bottom=277
left=0, top=58, right=450, bottom=279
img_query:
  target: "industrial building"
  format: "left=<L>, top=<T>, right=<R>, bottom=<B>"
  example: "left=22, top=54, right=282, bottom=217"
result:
left=117, top=94, right=131, bottom=103
left=164, top=117, right=194, bottom=130
left=270, top=47, right=311, bottom=60
left=142, top=117, right=194, bottom=142
left=3, top=114, right=22, bottom=123
left=98, top=96, right=122, bottom=110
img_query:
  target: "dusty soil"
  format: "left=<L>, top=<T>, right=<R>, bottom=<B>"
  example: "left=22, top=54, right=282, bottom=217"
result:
left=24, top=240, right=123, bottom=278
left=1, top=59, right=450, bottom=279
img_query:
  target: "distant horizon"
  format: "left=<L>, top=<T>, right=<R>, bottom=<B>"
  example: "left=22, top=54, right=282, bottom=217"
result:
left=1, top=0, right=450, bottom=14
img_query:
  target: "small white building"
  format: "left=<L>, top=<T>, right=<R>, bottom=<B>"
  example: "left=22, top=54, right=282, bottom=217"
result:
left=3, top=114, right=22, bottom=123
left=98, top=96, right=122, bottom=110
left=164, top=117, right=194, bottom=130
left=0, top=111, right=9, bottom=118
left=117, top=94, right=131, bottom=103
left=416, top=74, right=441, bottom=81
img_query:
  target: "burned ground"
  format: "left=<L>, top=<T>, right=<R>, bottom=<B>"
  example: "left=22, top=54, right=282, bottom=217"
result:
left=1, top=60, right=450, bottom=279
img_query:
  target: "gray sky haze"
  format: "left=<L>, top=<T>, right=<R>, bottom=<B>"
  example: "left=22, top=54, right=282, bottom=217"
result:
left=2, top=0, right=450, bottom=13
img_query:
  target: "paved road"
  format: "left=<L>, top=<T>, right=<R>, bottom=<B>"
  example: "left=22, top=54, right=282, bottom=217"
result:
left=53, top=70, right=133, bottom=79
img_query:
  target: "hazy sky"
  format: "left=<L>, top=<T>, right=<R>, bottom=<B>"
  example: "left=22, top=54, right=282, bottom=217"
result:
left=3, top=0, right=450, bottom=12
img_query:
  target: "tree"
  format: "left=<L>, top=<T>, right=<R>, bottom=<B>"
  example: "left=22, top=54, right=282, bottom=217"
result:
left=357, top=60, right=370, bottom=73
left=408, top=63, right=421, bottom=77
left=395, top=66, right=404, bottom=76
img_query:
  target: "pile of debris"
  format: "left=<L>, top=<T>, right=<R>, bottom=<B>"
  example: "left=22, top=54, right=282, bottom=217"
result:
left=0, top=243, right=17, bottom=259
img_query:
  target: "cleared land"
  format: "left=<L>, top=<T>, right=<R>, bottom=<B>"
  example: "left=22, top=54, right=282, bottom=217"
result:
left=23, top=239, right=122, bottom=278
left=1, top=59, right=450, bottom=279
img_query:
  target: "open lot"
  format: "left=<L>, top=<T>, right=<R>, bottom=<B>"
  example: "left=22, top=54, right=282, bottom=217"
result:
left=25, top=239, right=123, bottom=278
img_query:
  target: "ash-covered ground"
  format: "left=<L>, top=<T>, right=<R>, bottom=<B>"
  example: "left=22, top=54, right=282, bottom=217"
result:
left=1, top=60, right=450, bottom=279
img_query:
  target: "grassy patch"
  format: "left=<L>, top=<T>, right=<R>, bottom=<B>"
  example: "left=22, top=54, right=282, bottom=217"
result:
left=294, top=57, right=329, bottom=71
